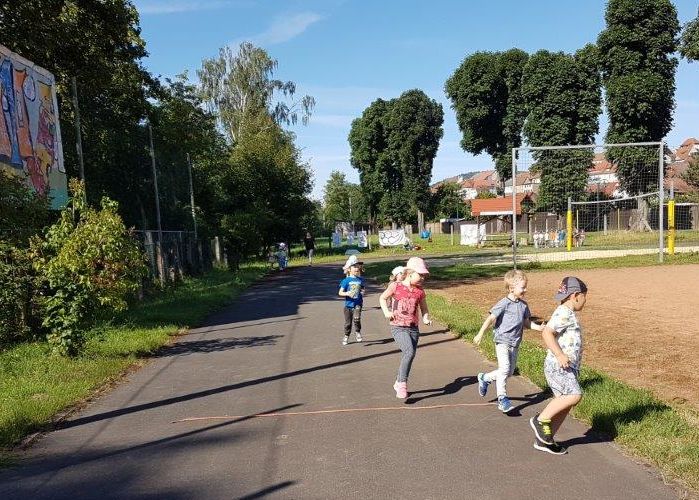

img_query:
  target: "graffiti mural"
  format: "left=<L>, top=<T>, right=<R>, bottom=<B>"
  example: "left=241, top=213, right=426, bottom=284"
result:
left=0, top=44, right=66, bottom=208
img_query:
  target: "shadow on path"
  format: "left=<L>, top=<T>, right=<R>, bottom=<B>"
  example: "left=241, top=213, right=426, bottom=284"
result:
left=405, top=376, right=476, bottom=404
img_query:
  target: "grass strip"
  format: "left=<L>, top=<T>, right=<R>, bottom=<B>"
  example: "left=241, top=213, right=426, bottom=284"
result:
left=0, top=265, right=266, bottom=466
left=364, top=258, right=699, bottom=492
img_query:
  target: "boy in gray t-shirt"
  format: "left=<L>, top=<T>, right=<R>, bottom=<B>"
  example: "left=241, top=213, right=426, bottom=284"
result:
left=474, top=270, right=542, bottom=413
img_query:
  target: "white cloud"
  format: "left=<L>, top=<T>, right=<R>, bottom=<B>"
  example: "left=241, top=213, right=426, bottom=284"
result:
left=243, top=12, right=322, bottom=46
left=135, top=0, right=244, bottom=15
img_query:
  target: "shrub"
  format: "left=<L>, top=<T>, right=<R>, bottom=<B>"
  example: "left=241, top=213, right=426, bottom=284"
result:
left=31, top=180, right=147, bottom=355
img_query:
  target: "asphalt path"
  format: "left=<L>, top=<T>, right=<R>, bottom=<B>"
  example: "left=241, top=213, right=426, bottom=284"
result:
left=0, top=264, right=683, bottom=499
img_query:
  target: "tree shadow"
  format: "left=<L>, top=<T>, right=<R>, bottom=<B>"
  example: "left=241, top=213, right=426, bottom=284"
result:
left=237, top=481, right=297, bottom=500
left=503, top=390, right=551, bottom=417
left=405, top=376, right=476, bottom=404
left=153, top=335, right=284, bottom=358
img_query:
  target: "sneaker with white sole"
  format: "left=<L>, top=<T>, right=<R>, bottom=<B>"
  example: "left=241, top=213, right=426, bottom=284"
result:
left=342, top=335, right=349, bottom=346
left=355, top=332, right=363, bottom=342
left=530, top=414, right=554, bottom=444
left=393, top=380, right=407, bottom=399
left=497, top=396, right=513, bottom=413
left=533, top=438, right=568, bottom=455
left=477, top=372, right=489, bottom=397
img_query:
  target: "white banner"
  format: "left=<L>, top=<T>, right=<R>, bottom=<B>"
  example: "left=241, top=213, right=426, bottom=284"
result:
left=378, top=229, right=406, bottom=247
left=460, top=224, right=486, bottom=246
left=357, top=231, right=368, bottom=248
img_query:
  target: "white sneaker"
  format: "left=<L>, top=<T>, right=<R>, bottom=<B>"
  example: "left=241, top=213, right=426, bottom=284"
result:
left=342, top=335, right=349, bottom=346
left=356, top=332, right=363, bottom=342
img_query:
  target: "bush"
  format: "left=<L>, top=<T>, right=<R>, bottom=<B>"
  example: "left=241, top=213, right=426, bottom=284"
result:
left=31, top=180, right=147, bottom=355
left=0, top=243, right=39, bottom=345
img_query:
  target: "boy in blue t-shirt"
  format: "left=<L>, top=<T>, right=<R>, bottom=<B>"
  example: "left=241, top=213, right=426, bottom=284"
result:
left=338, top=261, right=365, bottom=345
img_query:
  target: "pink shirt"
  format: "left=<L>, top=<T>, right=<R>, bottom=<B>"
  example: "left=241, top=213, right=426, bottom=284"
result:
left=387, top=282, right=426, bottom=327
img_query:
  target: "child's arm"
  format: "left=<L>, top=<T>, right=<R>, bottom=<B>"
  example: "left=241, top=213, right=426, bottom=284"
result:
left=419, top=296, right=431, bottom=325
left=525, top=318, right=543, bottom=331
left=541, top=325, right=571, bottom=369
left=473, top=314, right=497, bottom=345
left=338, top=287, right=348, bottom=298
left=379, top=284, right=396, bottom=320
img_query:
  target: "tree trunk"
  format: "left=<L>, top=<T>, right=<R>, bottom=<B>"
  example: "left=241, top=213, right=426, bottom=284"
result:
left=629, top=198, right=653, bottom=232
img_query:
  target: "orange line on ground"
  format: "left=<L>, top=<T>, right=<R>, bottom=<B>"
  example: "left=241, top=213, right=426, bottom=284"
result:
left=172, top=402, right=496, bottom=423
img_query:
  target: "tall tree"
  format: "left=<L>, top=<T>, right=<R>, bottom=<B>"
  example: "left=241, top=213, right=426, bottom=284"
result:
left=521, top=46, right=602, bottom=215
left=445, top=49, right=529, bottom=185
left=428, top=182, right=469, bottom=220
left=679, top=8, right=699, bottom=62
left=598, top=0, right=679, bottom=195
left=198, top=42, right=315, bottom=142
left=383, top=89, right=444, bottom=223
left=348, top=99, right=391, bottom=224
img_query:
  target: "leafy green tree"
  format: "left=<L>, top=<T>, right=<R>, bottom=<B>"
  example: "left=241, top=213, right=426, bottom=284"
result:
left=323, top=171, right=352, bottom=224
left=680, top=8, right=699, bottom=62
left=0, top=172, right=51, bottom=246
left=521, top=46, right=602, bottom=214
left=598, top=0, right=679, bottom=196
left=384, top=89, right=444, bottom=222
left=348, top=99, right=391, bottom=224
left=31, top=180, right=146, bottom=355
left=429, top=182, right=469, bottom=220
left=682, top=154, right=699, bottom=190
left=198, top=42, right=315, bottom=142
left=445, top=49, right=529, bottom=184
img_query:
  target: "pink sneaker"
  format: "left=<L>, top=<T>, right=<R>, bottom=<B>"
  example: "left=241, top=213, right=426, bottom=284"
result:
left=393, top=381, right=408, bottom=399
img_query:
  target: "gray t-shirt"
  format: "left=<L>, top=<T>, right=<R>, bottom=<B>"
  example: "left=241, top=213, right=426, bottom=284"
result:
left=490, top=297, right=531, bottom=347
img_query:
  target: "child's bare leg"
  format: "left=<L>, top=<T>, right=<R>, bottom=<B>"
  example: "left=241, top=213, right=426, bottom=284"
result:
left=551, top=407, right=572, bottom=435
left=539, top=394, right=581, bottom=426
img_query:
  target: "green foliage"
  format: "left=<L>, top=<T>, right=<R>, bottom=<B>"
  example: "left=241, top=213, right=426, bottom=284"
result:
left=522, top=47, right=601, bottom=213
left=31, top=180, right=146, bottom=355
left=198, top=42, right=315, bottom=143
left=680, top=9, right=699, bottom=61
left=322, top=171, right=369, bottom=226
left=348, top=99, right=391, bottom=222
left=598, top=0, right=680, bottom=195
left=349, top=90, right=443, bottom=225
left=445, top=49, right=529, bottom=183
left=682, top=154, right=699, bottom=190
left=0, top=242, right=39, bottom=345
left=428, top=182, right=470, bottom=220
left=0, top=171, right=51, bottom=246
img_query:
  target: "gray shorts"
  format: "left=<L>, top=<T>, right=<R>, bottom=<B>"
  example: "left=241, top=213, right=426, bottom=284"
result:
left=544, top=357, right=582, bottom=397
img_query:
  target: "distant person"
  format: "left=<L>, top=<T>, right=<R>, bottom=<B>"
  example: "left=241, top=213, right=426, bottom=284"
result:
left=473, top=270, right=543, bottom=413
left=530, top=277, right=588, bottom=455
left=579, top=229, right=586, bottom=246
left=557, top=228, right=565, bottom=248
left=338, top=261, right=365, bottom=345
left=379, top=257, right=432, bottom=400
left=303, top=232, right=316, bottom=266
left=276, top=243, right=288, bottom=271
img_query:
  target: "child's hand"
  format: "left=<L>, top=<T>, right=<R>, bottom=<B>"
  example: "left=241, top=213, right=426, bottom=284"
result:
left=556, top=353, right=571, bottom=369
left=473, top=333, right=483, bottom=345
left=383, top=311, right=394, bottom=321
left=422, top=313, right=432, bottom=325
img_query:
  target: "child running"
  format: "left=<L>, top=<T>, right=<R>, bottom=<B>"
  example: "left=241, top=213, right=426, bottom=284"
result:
left=474, top=270, right=542, bottom=413
left=379, top=257, right=431, bottom=399
left=338, top=261, right=365, bottom=345
left=530, top=276, right=588, bottom=455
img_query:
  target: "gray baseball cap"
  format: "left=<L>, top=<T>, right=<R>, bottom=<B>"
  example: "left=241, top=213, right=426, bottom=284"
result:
left=554, top=276, right=588, bottom=302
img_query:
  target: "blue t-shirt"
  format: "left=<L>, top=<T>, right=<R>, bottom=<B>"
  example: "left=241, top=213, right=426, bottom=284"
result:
left=490, top=297, right=531, bottom=347
left=339, top=276, right=364, bottom=309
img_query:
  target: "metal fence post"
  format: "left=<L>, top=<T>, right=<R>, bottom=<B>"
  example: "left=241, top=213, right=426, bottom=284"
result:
left=658, top=142, right=664, bottom=263
left=511, top=148, right=517, bottom=269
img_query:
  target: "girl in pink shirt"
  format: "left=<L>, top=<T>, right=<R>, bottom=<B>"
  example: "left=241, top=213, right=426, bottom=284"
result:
left=379, top=257, right=432, bottom=399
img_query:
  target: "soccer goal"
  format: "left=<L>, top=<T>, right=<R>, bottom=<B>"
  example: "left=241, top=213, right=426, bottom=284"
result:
left=510, top=142, right=670, bottom=266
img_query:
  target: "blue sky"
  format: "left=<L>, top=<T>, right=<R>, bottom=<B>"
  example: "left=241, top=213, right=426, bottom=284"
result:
left=133, top=0, right=699, bottom=200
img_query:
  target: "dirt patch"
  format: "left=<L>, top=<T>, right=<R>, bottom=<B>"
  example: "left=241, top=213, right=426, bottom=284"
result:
left=433, top=265, right=699, bottom=410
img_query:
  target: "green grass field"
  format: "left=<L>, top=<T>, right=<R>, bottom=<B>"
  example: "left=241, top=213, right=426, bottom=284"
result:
left=363, top=255, right=699, bottom=492
left=0, top=266, right=267, bottom=466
